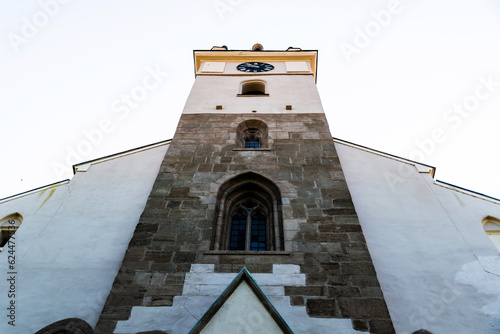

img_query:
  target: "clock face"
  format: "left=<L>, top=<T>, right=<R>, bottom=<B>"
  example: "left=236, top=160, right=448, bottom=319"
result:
left=237, top=62, right=274, bottom=73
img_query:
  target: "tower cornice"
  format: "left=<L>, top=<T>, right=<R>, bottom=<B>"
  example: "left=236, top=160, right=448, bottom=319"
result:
left=193, top=49, right=318, bottom=81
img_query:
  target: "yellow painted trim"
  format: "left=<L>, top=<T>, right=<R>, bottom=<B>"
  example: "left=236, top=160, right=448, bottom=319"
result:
left=0, top=212, right=23, bottom=223
left=194, top=51, right=318, bottom=80
left=486, top=231, right=500, bottom=235
left=481, top=215, right=500, bottom=227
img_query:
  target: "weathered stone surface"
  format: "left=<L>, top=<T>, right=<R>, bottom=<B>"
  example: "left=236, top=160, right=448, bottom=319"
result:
left=95, top=113, right=394, bottom=334
left=337, top=298, right=391, bottom=318
left=306, top=298, right=341, bottom=318
left=352, top=319, right=370, bottom=332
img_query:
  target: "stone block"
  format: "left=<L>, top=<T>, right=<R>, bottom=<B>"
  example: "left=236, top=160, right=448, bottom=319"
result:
left=133, top=272, right=152, bottom=285
left=326, top=275, right=349, bottom=286
left=352, top=319, right=370, bottom=332
left=327, top=286, right=361, bottom=298
left=319, top=242, right=343, bottom=253
left=94, top=319, right=119, bottom=333
left=306, top=298, right=340, bottom=318
left=148, top=285, right=183, bottom=296
left=218, top=255, right=245, bottom=264
left=318, top=224, right=362, bottom=233
left=173, top=252, right=197, bottom=263
left=255, top=273, right=306, bottom=286
left=303, top=232, right=349, bottom=243
left=285, top=286, right=324, bottom=296
left=368, top=319, right=395, bottom=334
left=151, top=296, right=174, bottom=307
left=199, top=284, right=225, bottom=296
left=124, top=247, right=146, bottom=262
left=272, top=264, right=300, bottom=274
left=182, top=284, right=201, bottom=296
left=348, top=232, right=367, bottom=243
left=341, top=262, right=376, bottom=275
left=152, top=233, right=177, bottom=242
left=151, top=273, right=167, bottom=286
left=349, top=275, right=381, bottom=288
left=109, top=290, right=144, bottom=307
left=150, top=263, right=177, bottom=272
left=135, top=223, right=160, bottom=233
left=360, top=287, right=384, bottom=298
left=337, top=298, right=390, bottom=318
left=213, top=164, right=228, bottom=172
left=190, top=264, right=215, bottom=273
left=145, top=251, right=173, bottom=263
left=322, top=208, right=357, bottom=215
left=197, top=164, right=212, bottom=172
left=290, top=296, right=304, bottom=306
left=128, top=232, right=154, bottom=247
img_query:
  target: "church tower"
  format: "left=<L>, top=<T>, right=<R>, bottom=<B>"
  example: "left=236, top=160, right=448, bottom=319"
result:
left=95, top=45, right=394, bottom=333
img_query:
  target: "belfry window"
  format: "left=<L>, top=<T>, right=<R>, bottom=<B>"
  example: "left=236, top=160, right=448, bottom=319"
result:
left=238, top=80, right=268, bottom=96
left=212, top=172, right=284, bottom=251
left=237, top=120, right=268, bottom=149
left=243, top=129, right=261, bottom=149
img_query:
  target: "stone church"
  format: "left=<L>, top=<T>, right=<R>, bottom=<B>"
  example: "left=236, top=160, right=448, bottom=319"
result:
left=1, top=45, right=500, bottom=334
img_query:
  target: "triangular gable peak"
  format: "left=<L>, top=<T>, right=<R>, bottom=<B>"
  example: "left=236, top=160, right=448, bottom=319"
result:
left=189, top=267, right=293, bottom=334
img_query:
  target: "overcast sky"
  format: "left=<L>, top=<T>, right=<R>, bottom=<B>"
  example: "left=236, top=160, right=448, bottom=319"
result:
left=1, top=0, right=500, bottom=200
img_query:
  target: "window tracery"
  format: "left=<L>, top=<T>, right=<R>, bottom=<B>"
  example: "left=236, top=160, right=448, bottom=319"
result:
left=212, top=172, right=283, bottom=251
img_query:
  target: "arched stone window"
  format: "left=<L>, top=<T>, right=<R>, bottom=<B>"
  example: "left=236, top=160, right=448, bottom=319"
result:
left=482, top=216, right=500, bottom=251
left=238, top=80, right=268, bottom=96
left=34, top=318, right=93, bottom=334
left=0, top=213, right=22, bottom=249
left=236, top=120, right=268, bottom=149
left=212, top=172, right=283, bottom=251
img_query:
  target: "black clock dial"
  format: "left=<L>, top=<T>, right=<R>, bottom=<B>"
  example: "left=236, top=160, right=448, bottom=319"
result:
left=237, top=62, right=274, bottom=73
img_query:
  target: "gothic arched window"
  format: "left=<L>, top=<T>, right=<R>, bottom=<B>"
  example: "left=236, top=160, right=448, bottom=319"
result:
left=229, top=199, right=268, bottom=251
left=236, top=120, right=268, bottom=149
left=212, top=172, right=283, bottom=251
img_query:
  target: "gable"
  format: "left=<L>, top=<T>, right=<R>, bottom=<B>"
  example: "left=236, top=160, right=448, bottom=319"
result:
left=190, top=268, right=292, bottom=334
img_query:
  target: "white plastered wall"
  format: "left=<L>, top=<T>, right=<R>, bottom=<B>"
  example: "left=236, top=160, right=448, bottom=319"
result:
left=0, top=143, right=169, bottom=333
left=182, top=74, right=324, bottom=115
left=335, top=141, right=500, bottom=334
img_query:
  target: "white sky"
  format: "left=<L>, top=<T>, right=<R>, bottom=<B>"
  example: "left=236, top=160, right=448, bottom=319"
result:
left=1, top=0, right=500, bottom=200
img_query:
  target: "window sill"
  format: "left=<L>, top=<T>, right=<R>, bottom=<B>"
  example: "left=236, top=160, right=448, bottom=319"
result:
left=204, top=250, right=290, bottom=256
left=236, top=94, right=270, bottom=97
left=233, top=148, right=271, bottom=151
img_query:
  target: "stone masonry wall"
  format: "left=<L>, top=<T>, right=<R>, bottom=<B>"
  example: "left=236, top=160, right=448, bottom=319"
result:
left=95, top=113, right=394, bottom=334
